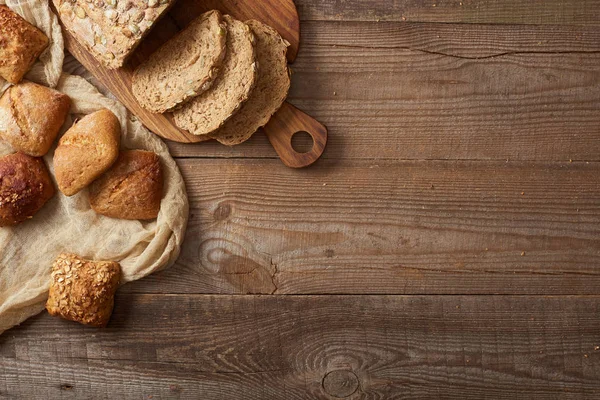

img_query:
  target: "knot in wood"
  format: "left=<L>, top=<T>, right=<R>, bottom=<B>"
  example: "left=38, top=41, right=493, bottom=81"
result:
left=213, top=202, right=232, bottom=221
left=322, top=370, right=359, bottom=398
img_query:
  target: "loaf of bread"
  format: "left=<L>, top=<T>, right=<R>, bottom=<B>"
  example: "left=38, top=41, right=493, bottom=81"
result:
left=173, top=15, right=258, bottom=137
left=132, top=10, right=227, bottom=113
left=46, top=253, right=121, bottom=327
left=209, top=20, right=290, bottom=145
left=0, top=6, right=49, bottom=84
left=53, top=0, right=175, bottom=69
left=0, top=152, right=55, bottom=226
left=54, top=109, right=121, bottom=196
left=89, top=150, right=163, bottom=220
left=0, top=81, right=71, bottom=157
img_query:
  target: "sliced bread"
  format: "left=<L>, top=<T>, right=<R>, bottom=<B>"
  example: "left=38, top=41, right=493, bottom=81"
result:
left=132, top=10, right=227, bottom=113
left=209, top=19, right=290, bottom=146
left=173, top=15, right=257, bottom=137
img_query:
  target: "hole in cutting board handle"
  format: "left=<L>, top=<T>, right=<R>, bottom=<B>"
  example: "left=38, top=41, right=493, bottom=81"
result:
left=291, top=131, right=315, bottom=154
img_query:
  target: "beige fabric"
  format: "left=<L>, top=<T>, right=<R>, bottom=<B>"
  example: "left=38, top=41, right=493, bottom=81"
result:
left=0, top=1, right=188, bottom=335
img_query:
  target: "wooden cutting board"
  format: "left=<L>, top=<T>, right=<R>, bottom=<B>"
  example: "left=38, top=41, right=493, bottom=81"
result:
left=58, top=0, right=327, bottom=168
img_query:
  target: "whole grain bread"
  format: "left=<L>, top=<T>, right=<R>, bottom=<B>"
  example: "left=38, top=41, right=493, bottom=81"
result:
left=53, top=0, right=175, bottom=69
left=173, top=15, right=257, bottom=137
left=0, top=81, right=71, bottom=157
left=209, top=19, right=290, bottom=146
left=89, top=150, right=163, bottom=220
left=132, top=10, right=227, bottom=113
left=0, top=6, right=49, bottom=84
left=0, top=152, right=55, bottom=226
left=54, top=109, right=121, bottom=196
left=46, top=253, right=121, bottom=327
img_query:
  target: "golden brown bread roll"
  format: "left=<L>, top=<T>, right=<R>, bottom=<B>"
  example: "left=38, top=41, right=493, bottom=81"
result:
left=0, top=6, right=49, bottom=84
left=0, top=152, right=55, bottom=226
left=54, top=109, right=121, bottom=196
left=89, top=150, right=163, bottom=220
left=46, top=253, right=121, bottom=327
left=0, top=81, right=71, bottom=156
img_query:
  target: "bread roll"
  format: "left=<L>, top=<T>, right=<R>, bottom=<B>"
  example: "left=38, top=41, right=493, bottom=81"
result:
left=54, top=109, right=121, bottom=196
left=89, top=150, right=163, bottom=220
left=0, top=152, right=55, bottom=226
left=46, top=253, right=121, bottom=327
left=0, top=81, right=71, bottom=157
left=0, top=6, right=49, bottom=84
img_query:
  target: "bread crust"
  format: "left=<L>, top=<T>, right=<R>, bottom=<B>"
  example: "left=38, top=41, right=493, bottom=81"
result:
left=46, top=253, right=121, bottom=328
left=0, top=6, right=49, bottom=84
left=53, top=0, right=175, bottom=69
left=0, top=81, right=71, bottom=157
left=54, top=108, right=121, bottom=196
left=89, top=150, right=163, bottom=220
left=132, top=10, right=227, bottom=113
left=0, top=152, right=55, bottom=226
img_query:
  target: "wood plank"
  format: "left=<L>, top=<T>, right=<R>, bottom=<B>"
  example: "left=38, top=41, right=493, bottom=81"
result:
left=296, top=0, right=600, bottom=25
left=167, top=22, right=600, bottom=161
left=2, top=295, right=600, bottom=398
left=120, top=159, right=600, bottom=295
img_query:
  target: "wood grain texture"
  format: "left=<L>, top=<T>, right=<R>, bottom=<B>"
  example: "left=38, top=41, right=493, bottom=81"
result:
left=167, top=21, right=600, bottom=160
left=2, top=295, right=600, bottom=399
left=114, top=159, right=600, bottom=295
left=297, top=0, right=600, bottom=25
left=58, top=0, right=302, bottom=144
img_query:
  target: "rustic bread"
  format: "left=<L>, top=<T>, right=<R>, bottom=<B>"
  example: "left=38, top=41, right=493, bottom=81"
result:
left=209, top=20, right=290, bottom=146
left=0, top=81, right=71, bottom=157
left=46, top=253, right=121, bottom=327
left=0, top=6, right=49, bottom=84
left=0, top=152, right=55, bottom=226
left=132, top=10, right=227, bottom=113
left=89, top=150, right=163, bottom=220
left=53, top=0, right=175, bottom=69
left=173, top=16, right=257, bottom=137
left=54, top=109, right=121, bottom=196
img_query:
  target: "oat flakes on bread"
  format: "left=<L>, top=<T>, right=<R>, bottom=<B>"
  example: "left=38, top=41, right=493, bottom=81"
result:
left=53, top=0, right=175, bottom=69
left=132, top=10, right=227, bottom=113
left=89, top=150, right=163, bottom=220
left=209, top=19, right=290, bottom=146
left=0, top=81, right=71, bottom=157
left=0, top=152, right=55, bottom=226
left=0, top=6, right=49, bottom=84
left=54, top=109, right=121, bottom=196
left=173, top=15, right=258, bottom=137
left=46, top=253, right=120, bottom=327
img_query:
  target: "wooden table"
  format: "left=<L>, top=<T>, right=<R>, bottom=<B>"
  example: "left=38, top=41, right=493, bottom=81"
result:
left=2, top=0, right=600, bottom=398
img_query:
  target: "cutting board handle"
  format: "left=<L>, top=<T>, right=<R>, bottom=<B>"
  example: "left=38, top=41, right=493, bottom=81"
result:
left=263, top=102, right=328, bottom=168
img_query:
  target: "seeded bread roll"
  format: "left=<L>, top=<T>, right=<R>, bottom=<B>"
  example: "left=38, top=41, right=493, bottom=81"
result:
left=53, top=0, right=175, bottom=69
left=54, top=109, right=121, bottom=196
left=132, top=10, right=227, bottom=113
left=209, top=20, right=290, bottom=146
left=46, top=253, right=121, bottom=328
left=0, top=81, right=71, bottom=157
left=89, top=150, right=163, bottom=220
left=0, top=152, right=55, bottom=226
left=173, top=16, right=258, bottom=137
left=0, top=6, right=49, bottom=84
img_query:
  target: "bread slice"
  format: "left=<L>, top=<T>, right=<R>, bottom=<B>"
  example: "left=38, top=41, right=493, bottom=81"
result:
left=54, top=109, right=121, bottom=196
left=132, top=10, right=227, bottom=113
left=209, top=19, right=290, bottom=146
left=172, top=16, right=257, bottom=137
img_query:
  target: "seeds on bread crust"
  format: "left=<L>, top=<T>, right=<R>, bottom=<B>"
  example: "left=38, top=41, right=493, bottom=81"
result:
left=132, top=10, right=227, bottom=113
left=208, top=19, right=290, bottom=146
left=173, top=15, right=258, bottom=137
